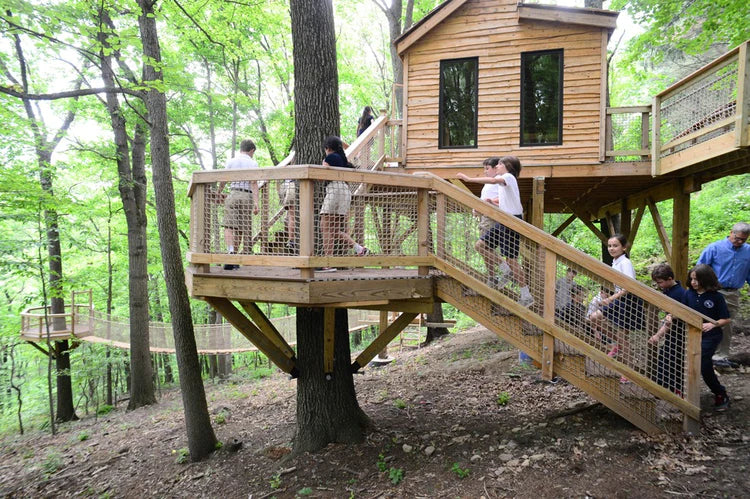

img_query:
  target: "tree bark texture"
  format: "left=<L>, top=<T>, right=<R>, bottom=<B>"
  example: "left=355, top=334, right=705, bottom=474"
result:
left=290, top=0, right=369, bottom=453
left=97, top=14, right=157, bottom=409
left=137, top=0, right=217, bottom=461
left=294, top=308, right=370, bottom=453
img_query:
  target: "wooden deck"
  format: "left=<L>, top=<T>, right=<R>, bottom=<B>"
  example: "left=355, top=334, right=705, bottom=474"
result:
left=187, top=265, right=436, bottom=310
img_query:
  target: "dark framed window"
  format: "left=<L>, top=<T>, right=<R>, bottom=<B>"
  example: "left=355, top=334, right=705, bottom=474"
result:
left=439, top=57, right=478, bottom=148
left=520, top=49, right=563, bottom=146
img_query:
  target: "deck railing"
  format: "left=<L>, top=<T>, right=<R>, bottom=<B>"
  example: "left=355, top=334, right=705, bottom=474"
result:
left=187, top=166, right=706, bottom=432
left=604, top=40, right=749, bottom=170
left=653, top=40, right=749, bottom=175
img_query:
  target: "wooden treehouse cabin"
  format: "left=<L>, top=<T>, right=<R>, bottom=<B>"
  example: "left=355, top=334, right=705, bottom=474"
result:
left=184, top=1, right=749, bottom=435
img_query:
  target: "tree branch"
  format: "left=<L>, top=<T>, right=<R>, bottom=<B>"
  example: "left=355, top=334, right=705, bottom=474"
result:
left=0, top=85, right=143, bottom=101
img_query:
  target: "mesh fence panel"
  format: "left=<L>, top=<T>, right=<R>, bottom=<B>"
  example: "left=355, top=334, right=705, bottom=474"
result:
left=659, top=58, right=738, bottom=157
left=608, top=111, right=650, bottom=162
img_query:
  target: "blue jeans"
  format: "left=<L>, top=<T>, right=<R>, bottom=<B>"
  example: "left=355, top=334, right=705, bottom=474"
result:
left=701, top=329, right=725, bottom=396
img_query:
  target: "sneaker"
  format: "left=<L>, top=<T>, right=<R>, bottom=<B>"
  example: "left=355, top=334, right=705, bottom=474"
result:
left=285, top=242, right=298, bottom=254
left=316, top=267, right=337, bottom=273
left=356, top=246, right=370, bottom=256
left=712, top=358, right=736, bottom=368
left=223, top=264, right=239, bottom=270
left=518, top=294, right=534, bottom=308
left=619, top=376, right=630, bottom=384
left=714, top=393, right=730, bottom=412
left=607, top=345, right=620, bottom=358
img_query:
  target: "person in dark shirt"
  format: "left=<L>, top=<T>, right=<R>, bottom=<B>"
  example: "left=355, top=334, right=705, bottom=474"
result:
left=647, top=264, right=686, bottom=395
left=555, top=283, right=594, bottom=340
left=681, top=264, right=731, bottom=411
left=318, top=136, right=369, bottom=272
left=356, top=106, right=374, bottom=137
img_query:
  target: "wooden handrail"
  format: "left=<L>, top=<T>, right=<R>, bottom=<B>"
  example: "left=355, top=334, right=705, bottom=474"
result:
left=656, top=43, right=741, bottom=100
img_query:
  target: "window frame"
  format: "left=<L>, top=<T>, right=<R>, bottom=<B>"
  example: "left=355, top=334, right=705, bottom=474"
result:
left=519, top=49, right=564, bottom=147
left=438, top=57, right=479, bottom=149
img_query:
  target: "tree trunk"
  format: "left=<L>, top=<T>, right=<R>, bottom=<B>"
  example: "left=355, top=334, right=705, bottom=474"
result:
left=290, top=0, right=369, bottom=453
left=422, top=302, right=450, bottom=345
left=97, top=22, right=156, bottom=409
left=137, top=0, right=217, bottom=461
left=294, top=308, right=370, bottom=453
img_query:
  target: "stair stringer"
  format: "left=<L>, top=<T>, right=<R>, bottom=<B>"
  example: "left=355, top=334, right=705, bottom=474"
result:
left=435, top=274, right=671, bottom=434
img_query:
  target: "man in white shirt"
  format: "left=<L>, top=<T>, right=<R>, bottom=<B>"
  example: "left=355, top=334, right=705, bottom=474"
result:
left=219, top=140, right=259, bottom=270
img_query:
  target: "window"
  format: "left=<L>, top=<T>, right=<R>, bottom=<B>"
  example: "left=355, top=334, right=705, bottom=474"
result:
left=439, top=58, right=478, bottom=148
left=520, top=50, right=563, bottom=146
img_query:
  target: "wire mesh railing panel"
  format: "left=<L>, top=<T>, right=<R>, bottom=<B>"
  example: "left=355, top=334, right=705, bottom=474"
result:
left=659, top=58, right=738, bottom=157
left=195, top=179, right=292, bottom=256
left=313, top=179, right=420, bottom=258
left=434, top=197, right=543, bottom=313
left=349, top=135, right=378, bottom=170
left=608, top=110, right=650, bottom=162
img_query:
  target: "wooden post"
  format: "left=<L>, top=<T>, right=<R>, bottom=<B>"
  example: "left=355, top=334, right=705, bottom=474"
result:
left=641, top=110, right=651, bottom=160
left=377, top=310, right=389, bottom=360
left=651, top=96, right=662, bottom=175
left=417, top=187, right=430, bottom=276
left=736, top=41, right=749, bottom=147
left=647, top=197, right=672, bottom=264
left=436, top=193, right=447, bottom=259
left=683, top=324, right=702, bottom=433
left=620, top=200, right=631, bottom=242
left=541, top=249, right=557, bottom=380
left=298, top=179, right=314, bottom=279
left=671, top=180, right=691, bottom=284
left=378, top=109, right=386, bottom=161
left=324, top=308, right=335, bottom=378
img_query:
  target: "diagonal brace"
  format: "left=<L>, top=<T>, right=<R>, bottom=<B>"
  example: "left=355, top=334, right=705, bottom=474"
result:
left=206, top=297, right=298, bottom=377
left=237, top=301, right=296, bottom=360
left=351, top=312, right=417, bottom=372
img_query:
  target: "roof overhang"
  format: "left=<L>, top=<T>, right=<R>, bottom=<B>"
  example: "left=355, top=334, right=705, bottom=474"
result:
left=517, top=3, right=619, bottom=31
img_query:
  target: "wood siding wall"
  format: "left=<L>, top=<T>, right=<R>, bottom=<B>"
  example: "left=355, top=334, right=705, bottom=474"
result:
left=404, top=0, right=605, bottom=168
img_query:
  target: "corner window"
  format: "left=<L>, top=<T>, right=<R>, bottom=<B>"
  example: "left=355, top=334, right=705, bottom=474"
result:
left=520, top=50, right=563, bottom=146
left=439, top=58, right=478, bottom=148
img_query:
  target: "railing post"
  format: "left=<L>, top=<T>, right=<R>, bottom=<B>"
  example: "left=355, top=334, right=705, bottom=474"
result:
left=542, top=249, right=557, bottom=380
left=684, top=324, right=702, bottom=433
left=436, top=193, right=446, bottom=259
left=640, top=109, right=651, bottom=160
left=417, top=187, right=430, bottom=276
left=378, top=109, right=387, bottom=163
left=651, top=95, right=662, bottom=176
left=298, top=179, right=314, bottom=279
left=736, top=40, right=749, bottom=148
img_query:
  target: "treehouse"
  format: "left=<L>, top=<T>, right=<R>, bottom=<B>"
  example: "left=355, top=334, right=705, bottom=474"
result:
left=26, top=1, right=748, bottom=437
left=180, top=1, right=748, bottom=435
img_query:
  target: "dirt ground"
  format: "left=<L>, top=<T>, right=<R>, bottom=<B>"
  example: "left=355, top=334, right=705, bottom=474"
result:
left=1, top=327, right=749, bottom=498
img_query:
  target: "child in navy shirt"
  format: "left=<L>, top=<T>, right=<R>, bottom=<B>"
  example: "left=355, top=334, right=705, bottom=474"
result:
left=681, top=264, right=731, bottom=411
left=648, top=264, right=686, bottom=395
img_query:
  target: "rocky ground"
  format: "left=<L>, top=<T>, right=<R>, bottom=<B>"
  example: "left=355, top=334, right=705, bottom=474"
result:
left=1, top=326, right=748, bottom=498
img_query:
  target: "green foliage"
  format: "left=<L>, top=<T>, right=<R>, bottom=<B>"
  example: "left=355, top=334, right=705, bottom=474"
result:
left=77, top=431, right=90, bottom=441
left=96, top=405, right=114, bottom=416
left=393, top=399, right=406, bottom=410
left=388, top=467, right=404, bottom=485
left=270, top=473, right=282, bottom=489
left=41, top=451, right=62, bottom=476
left=174, top=448, right=189, bottom=464
left=450, top=462, right=470, bottom=479
left=297, top=487, right=313, bottom=496
left=376, top=453, right=388, bottom=473
left=496, top=391, right=510, bottom=406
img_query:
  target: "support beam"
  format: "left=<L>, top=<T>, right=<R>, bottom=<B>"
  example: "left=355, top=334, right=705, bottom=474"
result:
left=542, top=249, right=557, bottom=380
left=629, top=203, right=646, bottom=246
left=646, top=197, right=672, bottom=264
left=237, top=301, right=296, bottom=359
left=351, top=312, right=418, bottom=372
left=552, top=214, right=577, bottom=237
left=205, top=297, right=298, bottom=376
left=671, top=180, right=691, bottom=283
left=531, top=177, right=545, bottom=229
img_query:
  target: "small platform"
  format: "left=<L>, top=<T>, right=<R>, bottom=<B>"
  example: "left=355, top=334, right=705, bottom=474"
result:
left=186, top=265, right=436, bottom=309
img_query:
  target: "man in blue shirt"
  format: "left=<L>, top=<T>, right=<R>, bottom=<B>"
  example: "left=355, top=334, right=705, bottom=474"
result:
left=697, top=222, right=750, bottom=363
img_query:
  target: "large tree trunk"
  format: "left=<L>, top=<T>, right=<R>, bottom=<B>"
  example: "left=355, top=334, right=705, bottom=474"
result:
left=290, top=0, right=369, bottom=453
left=97, top=19, right=156, bottom=409
left=137, top=0, right=217, bottom=461
left=294, top=308, right=370, bottom=453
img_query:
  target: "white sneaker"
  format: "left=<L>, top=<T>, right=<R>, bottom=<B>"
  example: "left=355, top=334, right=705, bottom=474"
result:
left=519, top=294, right=534, bottom=308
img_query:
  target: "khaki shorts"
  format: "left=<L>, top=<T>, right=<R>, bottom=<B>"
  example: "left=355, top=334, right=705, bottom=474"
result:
left=223, top=189, right=253, bottom=229
left=279, top=180, right=296, bottom=207
left=320, top=181, right=351, bottom=216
